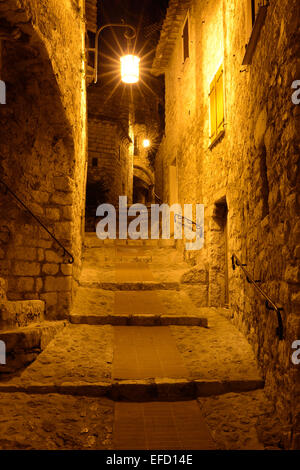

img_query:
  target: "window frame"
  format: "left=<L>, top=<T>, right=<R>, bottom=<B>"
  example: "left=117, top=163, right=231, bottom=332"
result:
left=209, top=63, right=225, bottom=148
left=243, top=1, right=269, bottom=65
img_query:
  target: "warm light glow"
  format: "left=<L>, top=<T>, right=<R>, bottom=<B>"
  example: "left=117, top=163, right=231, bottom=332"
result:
left=143, top=139, right=150, bottom=148
left=120, top=55, right=140, bottom=84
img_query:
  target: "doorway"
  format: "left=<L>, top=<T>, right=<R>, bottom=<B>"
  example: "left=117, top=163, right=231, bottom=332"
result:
left=209, top=197, right=229, bottom=307
left=169, top=160, right=178, bottom=236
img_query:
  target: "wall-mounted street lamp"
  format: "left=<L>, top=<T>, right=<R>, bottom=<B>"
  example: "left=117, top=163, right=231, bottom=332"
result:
left=143, top=139, right=151, bottom=148
left=120, top=54, right=140, bottom=84
left=87, top=23, right=140, bottom=84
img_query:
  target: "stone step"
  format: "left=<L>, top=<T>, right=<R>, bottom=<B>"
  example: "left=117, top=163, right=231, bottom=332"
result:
left=0, top=299, right=45, bottom=330
left=84, top=236, right=175, bottom=249
left=0, top=321, right=67, bottom=374
left=104, top=256, right=153, bottom=263
left=0, top=377, right=264, bottom=401
left=0, top=321, right=264, bottom=399
left=79, top=281, right=180, bottom=290
left=69, top=314, right=208, bottom=327
left=72, top=288, right=205, bottom=319
left=0, top=276, right=45, bottom=330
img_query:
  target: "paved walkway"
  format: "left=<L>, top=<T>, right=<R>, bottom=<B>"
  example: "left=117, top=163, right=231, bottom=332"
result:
left=115, top=263, right=154, bottom=282
left=114, top=401, right=215, bottom=450
left=0, top=237, right=274, bottom=450
left=113, top=327, right=189, bottom=380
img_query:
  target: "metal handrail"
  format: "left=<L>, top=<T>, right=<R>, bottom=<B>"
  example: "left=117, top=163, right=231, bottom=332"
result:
left=0, top=179, right=74, bottom=264
left=153, top=192, right=162, bottom=203
left=174, top=213, right=202, bottom=230
left=232, top=253, right=283, bottom=340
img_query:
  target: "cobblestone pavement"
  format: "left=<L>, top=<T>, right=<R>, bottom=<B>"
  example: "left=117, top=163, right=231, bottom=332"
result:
left=198, top=390, right=283, bottom=450
left=171, top=308, right=261, bottom=381
left=6, top=325, right=113, bottom=386
left=0, top=390, right=278, bottom=450
left=0, top=393, right=113, bottom=450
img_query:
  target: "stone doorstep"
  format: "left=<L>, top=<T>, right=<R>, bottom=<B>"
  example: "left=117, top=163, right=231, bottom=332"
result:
left=68, top=314, right=208, bottom=327
left=0, top=378, right=264, bottom=401
left=79, top=281, right=180, bottom=290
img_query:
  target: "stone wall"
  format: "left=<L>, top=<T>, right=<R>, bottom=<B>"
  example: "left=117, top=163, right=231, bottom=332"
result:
left=87, top=116, right=132, bottom=208
left=0, top=0, right=87, bottom=319
left=87, top=84, right=134, bottom=212
left=153, top=0, right=300, bottom=447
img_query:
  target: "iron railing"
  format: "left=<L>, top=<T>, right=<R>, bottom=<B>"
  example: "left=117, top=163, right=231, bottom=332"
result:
left=0, top=179, right=74, bottom=264
left=174, top=213, right=202, bottom=231
left=232, top=253, right=283, bottom=340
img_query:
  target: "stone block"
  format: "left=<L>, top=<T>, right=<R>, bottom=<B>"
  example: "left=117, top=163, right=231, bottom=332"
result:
left=45, top=208, right=61, bottom=221
left=16, top=277, right=34, bottom=292
left=44, top=276, right=72, bottom=292
left=45, top=250, right=62, bottom=263
left=14, top=247, right=37, bottom=261
left=51, top=192, right=73, bottom=206
left=53, top=176, right=73, bottom=192
left=14, top=262, right=40, bottom=276
left=42, top=264, right=59, bottom=275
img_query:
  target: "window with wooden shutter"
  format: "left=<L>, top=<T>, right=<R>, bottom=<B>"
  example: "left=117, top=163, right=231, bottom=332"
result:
left=209, top=64, right=225, bottom=146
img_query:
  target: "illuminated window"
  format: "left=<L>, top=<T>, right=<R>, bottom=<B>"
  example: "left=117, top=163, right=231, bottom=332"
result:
left=209, top=64, right=225, bottom=146
left=182, top=17, right=189, bottom=62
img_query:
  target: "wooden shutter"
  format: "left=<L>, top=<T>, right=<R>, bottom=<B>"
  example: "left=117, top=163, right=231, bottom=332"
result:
left=216, top=65, right=224, bottom=134
left=209, top=64, right=225, bottom=144
left=209, top=77, right=217, bottom=142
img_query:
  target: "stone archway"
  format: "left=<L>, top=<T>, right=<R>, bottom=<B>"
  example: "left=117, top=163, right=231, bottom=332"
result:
left=133, top=164, right=154, bottom=205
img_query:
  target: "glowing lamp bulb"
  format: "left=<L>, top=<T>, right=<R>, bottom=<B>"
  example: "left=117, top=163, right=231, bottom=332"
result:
left=143, top=139, right=150, bottom=148
left=120, top=55, right=140, bottom=84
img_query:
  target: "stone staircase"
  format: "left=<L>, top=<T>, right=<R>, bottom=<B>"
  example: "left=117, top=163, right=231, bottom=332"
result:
left=0, top=237, right=266, bottom=449
left=0, top=236, right=264, bottom=394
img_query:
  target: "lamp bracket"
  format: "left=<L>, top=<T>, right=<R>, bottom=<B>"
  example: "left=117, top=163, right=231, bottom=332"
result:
left=86, top=23, right=137, bottom=84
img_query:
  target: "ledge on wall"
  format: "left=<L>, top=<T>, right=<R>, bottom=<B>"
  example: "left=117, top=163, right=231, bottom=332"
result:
left=242, top=5, right=269, bottom=66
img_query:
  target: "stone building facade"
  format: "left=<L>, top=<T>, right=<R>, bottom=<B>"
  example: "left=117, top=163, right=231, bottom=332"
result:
left=86, top=84, right=134, bottom=224
left=152, top=0, right=300, bottom=447
left=0, top=0, right=93, bottom=319
left=87, top=116, right=132, bottom=207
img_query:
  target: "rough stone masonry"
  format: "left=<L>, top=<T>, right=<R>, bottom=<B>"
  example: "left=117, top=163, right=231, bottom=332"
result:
left=152, top=0, right=300, bottom=449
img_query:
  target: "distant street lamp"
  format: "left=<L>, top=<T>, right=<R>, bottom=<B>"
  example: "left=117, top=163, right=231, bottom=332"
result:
left=143, top=139, right=150, bottom=148
left=87, top=23, right=140, bottom=84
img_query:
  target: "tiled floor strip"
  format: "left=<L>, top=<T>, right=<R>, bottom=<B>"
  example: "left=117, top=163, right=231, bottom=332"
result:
left=115, top=263, right=154, bottom=282
left=113, top=326, right=189, bottom=379
left=114, top=291, right=165, bottom=315
left=113, top=401, right=216, bottom=450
